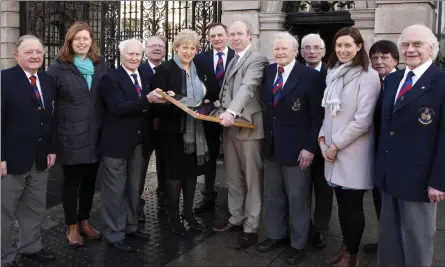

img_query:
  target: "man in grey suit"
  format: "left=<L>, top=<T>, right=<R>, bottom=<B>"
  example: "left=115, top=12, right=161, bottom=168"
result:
left=212, top=20, right=269, bottom=250
left=98, top=39, right=166, bottom=252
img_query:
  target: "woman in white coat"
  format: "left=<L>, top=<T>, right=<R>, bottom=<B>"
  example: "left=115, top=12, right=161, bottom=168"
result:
left=318, top=27, right=380, bottom=267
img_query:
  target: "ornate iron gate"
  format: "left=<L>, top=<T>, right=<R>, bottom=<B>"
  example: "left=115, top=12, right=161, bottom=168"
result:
left=19, top=1, right=221, bottom=69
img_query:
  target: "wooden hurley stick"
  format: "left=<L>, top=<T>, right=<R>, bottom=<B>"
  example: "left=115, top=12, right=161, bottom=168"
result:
left=158, top=91, right=256, bottom=129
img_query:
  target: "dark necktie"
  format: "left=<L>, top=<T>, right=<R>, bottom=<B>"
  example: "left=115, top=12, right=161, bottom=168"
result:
left=396, top=71, right=415, bottom=101
left=29, top=75, right=44, bottom=108
left=272, top=66, right=285, bottom=107
left=130, top=73, right=142, bottom=97
left=215, top=52, right=225, bottom=87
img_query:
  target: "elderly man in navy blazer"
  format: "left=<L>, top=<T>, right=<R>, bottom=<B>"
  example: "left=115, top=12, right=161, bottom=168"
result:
left=300, top=33, right=332, bottom=249
left=376, top=24, right=445, bottom=267
left=1, top=35, right=57, bottom=266
left=193, top=22, right=235, bottom=214
left=98, top=38, right=166, bottom=252
left=256, top=32, right=325, bottom=265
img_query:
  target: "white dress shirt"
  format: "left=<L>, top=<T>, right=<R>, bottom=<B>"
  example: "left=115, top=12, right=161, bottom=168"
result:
left=275, top=59, right=296, bottom=86
left=24, top=70, right=44, bottom=107
left=122, top=65, right=142, bottom=90
left=394, top=59, right=432, bottom=103
left=233, top=44, right=252, bottom=67
left=213, top=46, right=229, bottom=72
left=306, top=61, right=322, bottom=72
left=147, top=60, right=157, bottom=74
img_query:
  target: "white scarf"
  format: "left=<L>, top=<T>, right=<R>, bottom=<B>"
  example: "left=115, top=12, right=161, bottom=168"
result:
left=322, top=62, right=362, bottom=116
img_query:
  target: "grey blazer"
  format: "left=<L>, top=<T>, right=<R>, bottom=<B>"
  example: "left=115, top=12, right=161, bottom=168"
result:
left=213, top=46, right=269, bottom=140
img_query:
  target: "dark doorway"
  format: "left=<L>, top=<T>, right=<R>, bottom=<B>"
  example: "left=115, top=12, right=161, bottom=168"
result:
left=285, top=11, right=354, bottom=64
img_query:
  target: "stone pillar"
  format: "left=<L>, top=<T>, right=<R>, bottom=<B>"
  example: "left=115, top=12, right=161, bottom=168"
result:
left=258, top=12, right=286, bottom=62
left=349, top=8, right=376, bottom=54
left=1, top=1, right=20, bottom=69
left=221, top=1, right=261, bottom=49
left=374, top=1, right=436, bottom=45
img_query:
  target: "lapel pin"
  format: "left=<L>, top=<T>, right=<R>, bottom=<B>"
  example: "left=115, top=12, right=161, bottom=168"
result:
left=421, top=86, right=425, bottom=90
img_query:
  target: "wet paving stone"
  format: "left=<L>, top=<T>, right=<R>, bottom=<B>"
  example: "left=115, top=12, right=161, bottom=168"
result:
left=17, top=184, right=229, bottom=267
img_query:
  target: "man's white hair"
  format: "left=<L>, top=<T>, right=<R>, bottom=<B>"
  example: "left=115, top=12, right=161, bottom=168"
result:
left=273, top=32, right=299, bottom=52
left=301, top=33, right=325, bottom=49
left=119, top=38, right=144, bottom=54
left=397, top=24, right=439, bottom=60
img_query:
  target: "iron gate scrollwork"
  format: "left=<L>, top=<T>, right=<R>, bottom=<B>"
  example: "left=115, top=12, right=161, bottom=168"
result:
left=20, top=1, right=222, bottom=70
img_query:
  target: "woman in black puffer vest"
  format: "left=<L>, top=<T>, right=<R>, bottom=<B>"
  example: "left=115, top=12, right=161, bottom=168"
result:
left=47, top=21, right=107, bottom=247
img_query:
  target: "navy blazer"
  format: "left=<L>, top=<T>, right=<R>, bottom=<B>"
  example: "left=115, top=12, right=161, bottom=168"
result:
left=1, top=65, right=56, bottom=174
left=263, top=62, right=325, bottom=166
left=375, top=64, right=445, bottom=202
left=194, top=47, right=235, bottom=102
left=98, top=66, right=152, bottom=159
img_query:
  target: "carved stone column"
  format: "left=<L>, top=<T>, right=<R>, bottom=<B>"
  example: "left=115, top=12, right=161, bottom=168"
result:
left=258, top=12, right=286, bottom=61
left=221, top=1, right=261, bottom=49
left=1, top=1, right=20, bottom=69
left=349, top=8, right=376, bottom=53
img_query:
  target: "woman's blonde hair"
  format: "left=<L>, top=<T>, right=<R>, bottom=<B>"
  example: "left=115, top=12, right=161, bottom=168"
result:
left=173, top=29, right=200, bottom=50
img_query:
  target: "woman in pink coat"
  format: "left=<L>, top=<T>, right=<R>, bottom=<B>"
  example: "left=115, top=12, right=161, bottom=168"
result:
left=318, top=27, right=380, bottom=267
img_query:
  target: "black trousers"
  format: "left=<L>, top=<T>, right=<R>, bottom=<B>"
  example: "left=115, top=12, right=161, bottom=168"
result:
left=139, top=130, right=166, bottom=211
left=62, top=163, right=99, bottom=225
left=202, top=121, right=221, bottom=196
left=372, top=188, right=382, bottom=219
left=309, top=156, right=333, bottom=233
left=335, top=187, right=366, bottom=255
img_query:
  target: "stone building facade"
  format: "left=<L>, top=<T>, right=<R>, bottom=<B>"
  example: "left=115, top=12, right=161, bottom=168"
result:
left=0, top=1, right=441, bottom=69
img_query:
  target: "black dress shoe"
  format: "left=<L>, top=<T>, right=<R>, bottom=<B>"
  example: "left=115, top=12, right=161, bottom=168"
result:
left=138, top=209, right=146, bottom=223
left=283, top=247, right=305, bottom=265
left=364, top=243, right=378, bottom=253
left=20, top=249, right=56, bottom=262
left=126, top=230, right=149, bottom=240
left=312, top=231, right=327, bottom=249
left=235, top=232, right=258, bottom=250
left=108, top=240, right=136, bottom=252
left=256, top=238, right=285, bottom=252
left=185, top=216, right=203, bottom=231
left=168, top=217, right=186, bottom=236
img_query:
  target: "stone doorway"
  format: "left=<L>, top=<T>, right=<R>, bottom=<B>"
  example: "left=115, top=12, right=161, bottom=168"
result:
left=284, top=2, right=355, bottom=63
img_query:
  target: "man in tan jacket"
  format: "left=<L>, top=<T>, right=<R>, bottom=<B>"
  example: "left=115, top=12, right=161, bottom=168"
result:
left=212, top=20, right=268, bottom=250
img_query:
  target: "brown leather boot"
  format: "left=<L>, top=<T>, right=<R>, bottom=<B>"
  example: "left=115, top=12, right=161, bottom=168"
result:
left=324, top=244, right=347, bottom=265
left=66, top=224, right=84, bottom=247
left=332, top=251, right=360, bottom=267
left=80, top=220, right=102, bottom=240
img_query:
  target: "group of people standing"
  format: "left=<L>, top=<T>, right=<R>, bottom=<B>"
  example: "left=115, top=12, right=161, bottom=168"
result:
left=1, top=18, right=444, bottom=267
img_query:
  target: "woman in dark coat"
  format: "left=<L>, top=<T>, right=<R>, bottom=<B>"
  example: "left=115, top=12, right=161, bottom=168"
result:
left=152, top=29, right=209, bottom=236
left=47, top=21, right=107, bottom=246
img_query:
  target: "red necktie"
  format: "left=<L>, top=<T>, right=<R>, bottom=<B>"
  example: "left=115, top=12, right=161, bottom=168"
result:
left=29, top=75, right=44, bottom=108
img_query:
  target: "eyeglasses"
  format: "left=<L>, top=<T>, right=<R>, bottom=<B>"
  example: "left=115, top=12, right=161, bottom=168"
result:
left=146, top=44, right=165, bottom=49
left=302, top=45, right=324, bottom=52
left=400, top=41, right=425, bottom=49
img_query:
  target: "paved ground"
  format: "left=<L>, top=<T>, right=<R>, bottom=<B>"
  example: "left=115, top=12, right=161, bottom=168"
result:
left=14, top=156, right=445, bottom=266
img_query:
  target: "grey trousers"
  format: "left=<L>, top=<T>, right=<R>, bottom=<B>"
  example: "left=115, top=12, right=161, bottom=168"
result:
left=264, top=158, right=311, bottom=249
left=100, top=145, right=144, bottom=243
left=223, top=128, right=263, bottom=233
left=377, top=190, right=437, bottom=267
left=1, top=164, right=48, bottom=264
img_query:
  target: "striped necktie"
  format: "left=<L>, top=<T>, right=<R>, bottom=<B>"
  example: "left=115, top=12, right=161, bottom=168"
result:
left=215, top=52, right=225, bottom=87
left=29, top=75, right=44, bottom=108
left=396, top=71, right=415, bottom=101
left=131, top=73, right=142, bottom=97
left=272, top=66, right=285, bottom=107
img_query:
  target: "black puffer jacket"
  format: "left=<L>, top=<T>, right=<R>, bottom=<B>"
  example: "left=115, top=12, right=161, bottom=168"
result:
left=47, top=57, right=108, bottom=165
